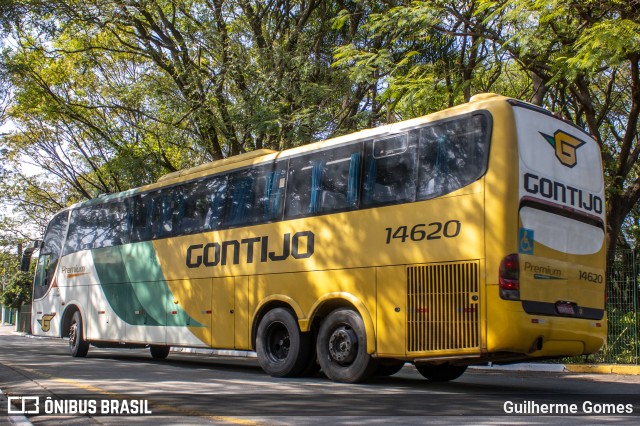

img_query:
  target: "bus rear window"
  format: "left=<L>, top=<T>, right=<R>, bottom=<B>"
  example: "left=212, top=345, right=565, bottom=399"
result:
left=417, top=113, right=490, bottom=200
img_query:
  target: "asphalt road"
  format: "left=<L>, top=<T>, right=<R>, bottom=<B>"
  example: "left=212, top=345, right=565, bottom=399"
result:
left=1, top=329, right=639, bottom=425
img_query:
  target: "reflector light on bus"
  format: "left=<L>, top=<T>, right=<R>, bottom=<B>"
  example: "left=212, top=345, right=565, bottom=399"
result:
left=499, top=253, right=520, bottom=300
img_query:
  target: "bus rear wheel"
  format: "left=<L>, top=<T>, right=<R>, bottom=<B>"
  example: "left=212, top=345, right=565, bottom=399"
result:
left=150, top=345, right=170, bottom=359
left=69, top=311, right=89, bottom=357
left=415, top=363, right=467, bottom=382
left=316, top=308, right=378, bottom=383
left=374, top=359, right=406, bottom=377
left=256, top=308, right=311, bottom=377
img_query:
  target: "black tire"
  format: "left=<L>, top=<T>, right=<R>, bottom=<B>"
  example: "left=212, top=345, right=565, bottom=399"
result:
left=150, top=345, right=171, bottom=359
left=256, top=308, right=312, bottom=377
left=316, top=308, right=378, bottom=383
left=374, top=359, right=406, bottom=377
left=415, top=363, right=467, bottom=382
left=69, top=311, right=89, bottom=357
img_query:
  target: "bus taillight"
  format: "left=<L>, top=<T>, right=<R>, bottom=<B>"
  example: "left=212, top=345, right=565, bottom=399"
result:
left=499, top=254, right=520, bottom=300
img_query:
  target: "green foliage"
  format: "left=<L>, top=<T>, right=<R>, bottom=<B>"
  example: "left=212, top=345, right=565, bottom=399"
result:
left=0, top=270, right=32, bottom=309
left=1, top=0, right=640, bottom=264
left=600, top=309, right=639, bottom=364
left=570, top=20, right=640, bottom=71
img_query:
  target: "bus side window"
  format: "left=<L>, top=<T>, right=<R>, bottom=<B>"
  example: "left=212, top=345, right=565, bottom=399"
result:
left=178, top=176, right=227, bottom=234
left=178, top=183, right=204, bottom=235
left=63, top=202, right=128, bottom=253
left=285, top=145, right=362, bottom=219
left=149, top=192, right=181, bottom=239
left=63, top=208, right=85, bottom=254
left=417, top=114, right=489, bottom=200
left=324, top=151, right=361, bottom=211
left=206, top=176, right=227, bottom=230
left=285, top=157, right=313, bottom=218
left=64, top=207, right=95, bottom=252
left=92, top=202, right=128, bottom=248
left=362, top=132, right=417, bottom=207
left=131, top=194, right=151, bottom=242
left=259, top=164, right=287, bottom=222
left=224, top=164, right=286, bottom=227
left=34, top=211, right=68, bottom=299
left=225, top=170, right=255, bottom=227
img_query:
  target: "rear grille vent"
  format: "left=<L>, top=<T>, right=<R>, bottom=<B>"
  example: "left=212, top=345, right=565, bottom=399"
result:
left=407, top=261, right=480, bottom=353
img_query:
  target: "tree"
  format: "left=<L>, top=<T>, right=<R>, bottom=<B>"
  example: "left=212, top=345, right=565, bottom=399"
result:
left=334, top=0, right=640, bottom=266
left=0, top=0, right=375, bottom=229
left=0, top=270, right=32, bottom=309
left=2, top=0, right=640, bottom=274
left=471, top=0, right=640, bottom=263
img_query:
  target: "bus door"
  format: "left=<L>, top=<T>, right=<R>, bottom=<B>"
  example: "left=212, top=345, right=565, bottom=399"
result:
left=32, top=211, right=68, bottom=336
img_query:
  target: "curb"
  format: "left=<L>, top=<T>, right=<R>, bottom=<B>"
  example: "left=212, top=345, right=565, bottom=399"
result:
left=564, top=364, right=640, bottom=375
left=471, top=363, right=640, bottom=375
left=0, top=390, right=34, bottom=426
left=171, top=346, right=257, bottom=358
left=470, top=363, right=567, bottom=373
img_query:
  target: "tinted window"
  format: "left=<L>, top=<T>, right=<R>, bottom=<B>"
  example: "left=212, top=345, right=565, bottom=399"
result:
left=362, top=133, right=418, bottom=207
left=63, top=202, right=128, bottom=254
left=131, top=191, right=181, bottom=242
left=417, top=113, right=489, bottom=200
left=224, top=163, right=287, bottom=227
left=34, top=211, right=68, bottom=298
left=177, top=176, right=227, bottom=234
left=285, top=145, right=362, bottom=218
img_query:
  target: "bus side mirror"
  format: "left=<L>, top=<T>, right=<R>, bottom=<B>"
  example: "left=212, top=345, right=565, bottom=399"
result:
left=20, top=240, right=42, bottom=272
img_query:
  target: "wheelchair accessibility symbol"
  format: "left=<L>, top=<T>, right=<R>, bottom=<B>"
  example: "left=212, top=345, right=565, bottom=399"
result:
left=519, top=228, right=534, bottom=255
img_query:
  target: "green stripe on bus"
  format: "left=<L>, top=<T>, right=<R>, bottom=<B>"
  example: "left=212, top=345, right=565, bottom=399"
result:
left=92, top=243, right=201, bottom=327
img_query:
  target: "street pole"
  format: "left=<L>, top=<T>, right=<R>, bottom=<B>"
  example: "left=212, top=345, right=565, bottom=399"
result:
left=1, top=261, right=6, bottom=325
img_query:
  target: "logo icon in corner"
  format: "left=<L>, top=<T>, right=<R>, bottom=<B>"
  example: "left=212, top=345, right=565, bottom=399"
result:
left=38, top=313, right=56, bottom=332
left=540, top=130, right=586, bottom=168
left=7, top=396, right=40, bottom=414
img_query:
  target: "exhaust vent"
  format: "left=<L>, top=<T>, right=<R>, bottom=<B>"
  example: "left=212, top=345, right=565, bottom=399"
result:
left=407, top=261, right=480, bottom=353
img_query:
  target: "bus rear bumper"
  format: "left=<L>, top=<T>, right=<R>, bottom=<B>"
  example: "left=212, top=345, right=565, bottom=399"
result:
left=487, top=299, right=606, bottom=358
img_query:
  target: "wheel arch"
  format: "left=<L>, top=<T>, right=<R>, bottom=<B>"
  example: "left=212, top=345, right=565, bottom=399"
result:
left=308, top=292, right=376, bottom=354
left=251, top=295, right=305, bottom=350
left=60, top=304, right=83, bottom=339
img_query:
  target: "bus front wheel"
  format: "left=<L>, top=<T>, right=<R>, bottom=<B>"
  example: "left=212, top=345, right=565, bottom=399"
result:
left=256, top=308, right=311, bottom=377
left=69, top=311, right=89, bottom=357
left=316, top=308, right=378, bottom=383
left=415, top=363, right=467, bottom=382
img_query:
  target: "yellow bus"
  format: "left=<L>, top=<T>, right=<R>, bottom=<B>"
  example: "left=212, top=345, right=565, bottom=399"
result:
left=29, top=93, right=606, bottom=383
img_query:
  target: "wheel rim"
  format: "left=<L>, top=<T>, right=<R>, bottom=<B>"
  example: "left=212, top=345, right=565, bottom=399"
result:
left=69, top=321, right=78, bottom=349
left=328, top=325, right=357, bottom=364
left=265, top=322, right=290, bottom=362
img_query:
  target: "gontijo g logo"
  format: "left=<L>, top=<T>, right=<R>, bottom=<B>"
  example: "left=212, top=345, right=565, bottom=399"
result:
left=540, top=130, right=586, bottom=168
left=37, top=313, right=56, bottom=332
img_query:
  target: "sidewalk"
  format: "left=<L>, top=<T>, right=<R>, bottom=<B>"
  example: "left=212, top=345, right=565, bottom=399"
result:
left=3, top=323, right=639, bottom=375
left=472, top=362, right=640, bottom=375
left=0, top=323, right=19, bottom=336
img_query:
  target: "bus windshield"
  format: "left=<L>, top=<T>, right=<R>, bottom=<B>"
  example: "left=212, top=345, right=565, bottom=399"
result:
left=33, top=211, right=68, bottom=299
